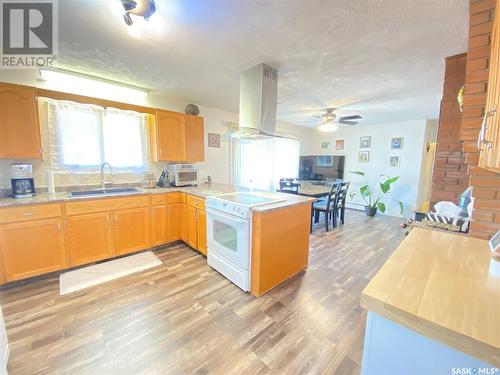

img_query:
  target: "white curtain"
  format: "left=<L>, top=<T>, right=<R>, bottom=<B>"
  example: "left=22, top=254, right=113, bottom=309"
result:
left=233, top=137, right=300, bottom=191
left=42, top=98, right=148, bottom=172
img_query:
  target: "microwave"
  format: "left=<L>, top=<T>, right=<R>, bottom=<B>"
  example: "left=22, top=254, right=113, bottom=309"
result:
left=167, top=164, right=199, bottom=186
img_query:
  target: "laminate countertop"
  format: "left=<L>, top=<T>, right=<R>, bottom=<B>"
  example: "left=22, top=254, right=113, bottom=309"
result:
left=361, top=227, right=500, bottom=366
left=0, top=183, right=314, bottom=212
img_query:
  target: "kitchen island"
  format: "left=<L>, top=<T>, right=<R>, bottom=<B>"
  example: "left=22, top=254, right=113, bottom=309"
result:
left=360, top=228, right=500, bottom=373
left=0, top=183, right=314, bottom=297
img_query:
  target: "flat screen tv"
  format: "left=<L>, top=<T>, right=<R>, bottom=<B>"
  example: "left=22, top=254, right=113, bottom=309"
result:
left=299, top=155, right=345, bottom=181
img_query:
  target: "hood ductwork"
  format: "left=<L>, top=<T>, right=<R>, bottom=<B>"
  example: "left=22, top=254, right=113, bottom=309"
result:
left=226, top=64, right=297, bottom=140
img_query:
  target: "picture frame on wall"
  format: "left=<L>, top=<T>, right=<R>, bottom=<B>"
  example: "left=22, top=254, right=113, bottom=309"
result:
left=335, top=139, right=344, bottom=150
left=389, top=156, right=401, bottom=167
left=360, top=136, right=371, bottom=149
left=391, top=137, right=404, bottom=149
left=208, top=133, right=221, bottom=148
left=358, top=151, right=370, bottom=163
left=321, top=141, right=331, bottom=149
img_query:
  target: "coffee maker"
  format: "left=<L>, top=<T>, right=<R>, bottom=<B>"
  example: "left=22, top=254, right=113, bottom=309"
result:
left=10, top=164, right=35, bottom=198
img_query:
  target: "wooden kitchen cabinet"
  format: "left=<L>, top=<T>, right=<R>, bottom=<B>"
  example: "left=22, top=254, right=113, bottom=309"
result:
left=66, top=212, right=114, bottom=266
left=185, top=115, right=205, bottom=162
left=197, top=209, right=207, bottom=255
left=0, top=218, right=67, bottom=282
left=151, top=204, right=167, bottom=246
left=155, top=110, right=186, bottom=161
left=113, top=207, right=150, bottom=256
left=186, top=205, right=198, bottom=249
left=166, top=203, right=185, bottom=242
left=479, top=0, right=500, bottom=172
left=0, top=83, right=42, bottom=159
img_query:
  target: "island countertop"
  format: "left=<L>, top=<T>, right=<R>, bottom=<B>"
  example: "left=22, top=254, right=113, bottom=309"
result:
left=361, top=228, right=500, bottom=366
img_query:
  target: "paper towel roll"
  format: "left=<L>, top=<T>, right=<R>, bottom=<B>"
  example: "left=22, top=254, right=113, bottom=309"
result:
left=47, top=170, right=55, bottom=194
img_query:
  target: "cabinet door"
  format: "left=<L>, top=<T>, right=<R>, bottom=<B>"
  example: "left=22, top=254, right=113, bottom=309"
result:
left=479, top=2, right=500, bottom=172
left=166, top=203, right=184, bottom=242
left=0, top=218, right=67, bottom=281
left=197, top=209, right=207, bottom=255
left=67, top=212, right=113, bottom=266
left=156, top=110, right=186, bottom=161
left=151, top=204, right=167, bottom=246
left=185, top=115, right=205, bottom=162
left=186, top=205, right=198, bottom=249
left=113, top=207, right=150, bottom=256
left=0, top=83, right=42, bottom=159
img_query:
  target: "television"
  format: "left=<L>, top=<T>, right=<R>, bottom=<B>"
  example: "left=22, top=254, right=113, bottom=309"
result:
left=299, top=155, right=345, bottom=181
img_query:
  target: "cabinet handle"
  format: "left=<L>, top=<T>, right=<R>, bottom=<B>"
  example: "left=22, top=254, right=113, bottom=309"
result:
left=478, top=108, right=496, bottom=150
left=57, top=223, right=61, bottom=232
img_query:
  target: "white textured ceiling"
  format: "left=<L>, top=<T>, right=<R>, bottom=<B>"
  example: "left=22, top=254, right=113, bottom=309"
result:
left=57, top=0, right=468, bottom=126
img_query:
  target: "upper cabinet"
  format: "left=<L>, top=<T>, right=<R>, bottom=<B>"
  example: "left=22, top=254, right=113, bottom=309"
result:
left=151, top=110, right=205, bottom=162
left=478, top=3, right=500, bottom=172
left=0, top=83, right=42, bottom=159
left=185, top=115, right=205, bottom=162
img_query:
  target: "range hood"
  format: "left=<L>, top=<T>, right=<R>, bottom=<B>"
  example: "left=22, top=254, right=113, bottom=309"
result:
left=226, top=64, right=297, bottom=140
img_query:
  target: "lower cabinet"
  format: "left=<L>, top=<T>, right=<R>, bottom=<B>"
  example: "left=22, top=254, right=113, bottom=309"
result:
left=66, top=212, right=113, bottom=266
left=166, top=203, right=186, bottom=242
left=0, top=218, right=67, bottom=282
left=151, top=204, right=167, bottom=246
left=186, top=205, right=198, bottom=248
left=113, top=207, right=150, bottom=256
left=197, top=209, right=207, bottom=255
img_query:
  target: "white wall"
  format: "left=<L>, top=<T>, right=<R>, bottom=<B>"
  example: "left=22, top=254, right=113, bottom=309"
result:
left=0, top=70, right=311, bottom=189
left=310, top=119, right=433, bottom=217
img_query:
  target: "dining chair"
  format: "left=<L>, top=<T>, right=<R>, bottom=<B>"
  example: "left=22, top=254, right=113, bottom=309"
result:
left=279, top=178, right=300, bottom=194
left=336, top=181, right=350, bottom=225
left=312, top=183, right=341, bottom=232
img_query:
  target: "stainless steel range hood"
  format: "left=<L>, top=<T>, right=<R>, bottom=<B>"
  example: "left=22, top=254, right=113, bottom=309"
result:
left=226, top=64, right=297, bottom=140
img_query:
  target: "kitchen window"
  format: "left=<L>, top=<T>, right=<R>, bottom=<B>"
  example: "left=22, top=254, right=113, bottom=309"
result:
left=233, top=137, right=300, bottom=191
left=42, top=98, right=148, bottom=172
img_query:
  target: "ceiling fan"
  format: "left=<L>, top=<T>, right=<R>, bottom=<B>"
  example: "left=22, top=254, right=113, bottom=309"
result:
left=298, top=108, right=362, bottom=132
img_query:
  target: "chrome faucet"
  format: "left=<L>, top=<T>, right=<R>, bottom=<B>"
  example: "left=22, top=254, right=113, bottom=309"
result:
left=100, top=162, right=114, bottom=188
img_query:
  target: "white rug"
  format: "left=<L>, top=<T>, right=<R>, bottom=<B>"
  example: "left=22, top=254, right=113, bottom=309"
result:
left=59, top=251, right=162, bottom=295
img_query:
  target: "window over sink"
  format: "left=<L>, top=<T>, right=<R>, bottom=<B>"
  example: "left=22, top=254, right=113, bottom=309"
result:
left=41, top=98, right=148, bottom=172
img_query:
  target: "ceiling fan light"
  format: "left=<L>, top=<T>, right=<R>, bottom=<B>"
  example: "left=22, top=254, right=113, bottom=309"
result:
left=318, top=123, right=338, bottom=132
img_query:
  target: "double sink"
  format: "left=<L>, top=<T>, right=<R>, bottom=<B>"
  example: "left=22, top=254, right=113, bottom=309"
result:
left=69, top=187, right=141, bottom=198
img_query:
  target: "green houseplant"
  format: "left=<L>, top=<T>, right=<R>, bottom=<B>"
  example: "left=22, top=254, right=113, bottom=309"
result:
left=349, top=171, right=404, bottom=217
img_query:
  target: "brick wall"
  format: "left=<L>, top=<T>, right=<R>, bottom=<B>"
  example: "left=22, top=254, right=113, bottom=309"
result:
left=461, top=0, right=500, bottom=240
left=430, top=53, right=469, bottom=207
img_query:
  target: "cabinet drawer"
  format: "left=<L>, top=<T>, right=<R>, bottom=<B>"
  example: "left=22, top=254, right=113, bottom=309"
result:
left=112, top=196, right=150, bottom=210
left=167, top=192, right=185, bottom=203
left=186, top=195, right=205, bottom=209
left=151, top=194, right=166, bottom=206
left=0, top=204, right=62, bottom=224
left=65, top=199, right=114, bottom=216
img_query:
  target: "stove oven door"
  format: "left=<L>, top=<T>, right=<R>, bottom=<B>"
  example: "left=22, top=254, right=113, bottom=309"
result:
left=206, top=208, right=250, bottom=270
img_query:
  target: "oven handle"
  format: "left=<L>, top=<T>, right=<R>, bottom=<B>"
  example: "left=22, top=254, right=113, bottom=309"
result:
left=206, top=208, right=249, bottom=225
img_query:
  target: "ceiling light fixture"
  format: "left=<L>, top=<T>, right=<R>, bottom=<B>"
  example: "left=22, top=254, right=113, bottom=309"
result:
left=318, top=123, right=339, bottom=132
left=38, top=69, right=148, bottom=102
left=120, top=0, right=157, bottom=26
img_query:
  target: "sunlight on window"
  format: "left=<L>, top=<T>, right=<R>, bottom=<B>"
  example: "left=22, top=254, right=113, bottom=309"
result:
left=58, top=107, right=102, bottom=166
left=103, top=111, right=144, bottom=168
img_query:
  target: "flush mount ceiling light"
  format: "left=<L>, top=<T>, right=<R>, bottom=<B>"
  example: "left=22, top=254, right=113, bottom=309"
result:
left=38, top=69, right=148, bottom=102
left=120, top=0, right=157, bottom=26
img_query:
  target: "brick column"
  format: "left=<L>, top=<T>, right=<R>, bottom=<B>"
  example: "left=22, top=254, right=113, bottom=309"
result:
left=461, top=0, right=500, bottom=240
left=430, top=54, right=469, bottom=207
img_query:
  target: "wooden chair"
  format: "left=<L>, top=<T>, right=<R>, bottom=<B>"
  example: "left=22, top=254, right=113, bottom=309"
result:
left=279, top=178, right=300, bottom=194
left=336, top=181, right=350, bottom=225
left=312, top=183, right=341, bottom=232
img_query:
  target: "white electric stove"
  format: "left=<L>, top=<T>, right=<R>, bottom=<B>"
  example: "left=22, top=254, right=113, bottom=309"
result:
left=205, top=192, right=286, bottom=291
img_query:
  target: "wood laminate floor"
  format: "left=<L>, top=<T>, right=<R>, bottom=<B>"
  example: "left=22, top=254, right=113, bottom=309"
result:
left=0, top=210, right=405, bottom=374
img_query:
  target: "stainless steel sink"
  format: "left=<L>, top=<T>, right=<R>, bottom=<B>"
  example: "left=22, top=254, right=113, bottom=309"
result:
left=69, top=187, right=140, bottom=197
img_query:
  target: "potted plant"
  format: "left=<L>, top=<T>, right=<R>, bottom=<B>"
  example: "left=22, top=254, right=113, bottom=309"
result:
left=349, top=171, right=404, bottom=217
